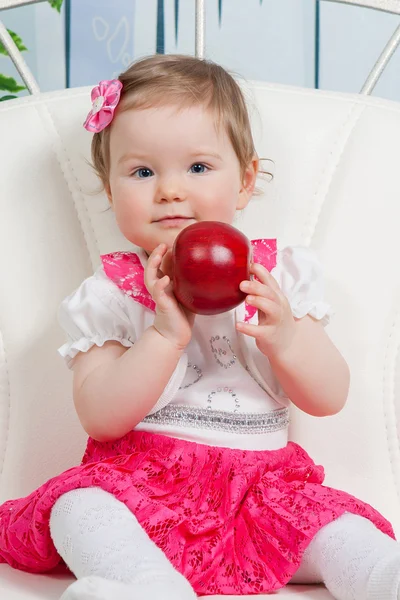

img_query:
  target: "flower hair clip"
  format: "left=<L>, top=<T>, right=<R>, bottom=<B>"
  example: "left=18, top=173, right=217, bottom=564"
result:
left=83, top=79, right=123, bottom=133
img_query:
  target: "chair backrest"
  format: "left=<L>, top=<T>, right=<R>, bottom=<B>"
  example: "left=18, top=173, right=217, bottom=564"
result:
left=1, top=82, right=400, bottom=534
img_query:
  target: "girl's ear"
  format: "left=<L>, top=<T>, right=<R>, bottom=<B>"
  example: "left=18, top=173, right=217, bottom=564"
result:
left=237, top=156, right=259, bottom=210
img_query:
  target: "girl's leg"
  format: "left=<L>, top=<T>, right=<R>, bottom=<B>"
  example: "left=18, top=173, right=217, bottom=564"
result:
left=292, top=513, right=400, bottom=600
left=50, top=487, right=196, bottom=600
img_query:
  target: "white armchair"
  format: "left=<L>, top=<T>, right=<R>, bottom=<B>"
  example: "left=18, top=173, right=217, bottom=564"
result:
left=1, top=2, right=400, bottom=599
left=1, top=75, right=400, bottom=600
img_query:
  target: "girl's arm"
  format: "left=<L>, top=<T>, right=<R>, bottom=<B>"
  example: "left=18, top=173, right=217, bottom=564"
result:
left=72, top=326, right=184, bottom=442
left=237, top=262, right=349, bottom=417
left=268, top=316, right=349, bottom=416
left=72, top=244, right=194, bottom=442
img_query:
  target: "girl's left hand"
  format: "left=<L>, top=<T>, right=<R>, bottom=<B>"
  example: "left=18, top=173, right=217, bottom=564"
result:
left=236, top=262, right=296, bottom=358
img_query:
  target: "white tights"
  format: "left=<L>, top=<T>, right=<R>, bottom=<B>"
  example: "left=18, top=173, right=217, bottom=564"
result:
left=50, top=487, right=400, bottom=600
left=50, top=487, right=196, bottom=600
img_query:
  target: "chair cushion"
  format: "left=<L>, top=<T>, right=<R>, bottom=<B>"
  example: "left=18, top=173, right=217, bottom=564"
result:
left=0, top=565, right=333, bottom=599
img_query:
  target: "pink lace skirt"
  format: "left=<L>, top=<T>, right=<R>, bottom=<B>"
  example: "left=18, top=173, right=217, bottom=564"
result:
left=0, top=431, right=394, bottom=595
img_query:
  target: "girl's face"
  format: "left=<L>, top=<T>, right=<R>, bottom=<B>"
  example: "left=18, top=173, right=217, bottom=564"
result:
left=107, top=103, right=258, bottom=254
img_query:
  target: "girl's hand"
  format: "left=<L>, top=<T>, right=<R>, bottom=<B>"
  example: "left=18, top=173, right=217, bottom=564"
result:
left=236, top=262, right=296, bottom=358
left=145, top=243, right=194, bottom=350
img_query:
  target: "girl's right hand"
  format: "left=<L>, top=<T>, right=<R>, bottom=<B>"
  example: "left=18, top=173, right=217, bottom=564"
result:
left=144, top=243, right=194, bottom=350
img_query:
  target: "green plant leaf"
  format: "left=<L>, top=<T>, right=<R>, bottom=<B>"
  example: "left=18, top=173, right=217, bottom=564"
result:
left=0, top=29, right=28, bottom=56
left=0, top=74, right=26, bottom=93
left=0, top=94, right=17, bottom=102
left=48, top=0, right=64, bottom=13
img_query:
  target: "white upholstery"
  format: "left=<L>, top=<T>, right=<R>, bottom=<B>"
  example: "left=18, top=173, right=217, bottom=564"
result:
left=1, top=80, right=400, bottom=599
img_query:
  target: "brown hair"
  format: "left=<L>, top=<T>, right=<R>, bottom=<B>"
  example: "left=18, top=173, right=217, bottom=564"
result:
left=91, top=54, right=259, bottom=189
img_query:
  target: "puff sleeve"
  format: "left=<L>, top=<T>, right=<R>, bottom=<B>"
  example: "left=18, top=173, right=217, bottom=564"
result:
left=271, top=246, right=333, bottom=326
left=57, top=267, right=136, bottom=368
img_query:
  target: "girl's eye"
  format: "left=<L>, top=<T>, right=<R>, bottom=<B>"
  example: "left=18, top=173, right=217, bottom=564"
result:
left=133, top=168, right=153, bottom=178
left=190, top=163, right=208, bottom=174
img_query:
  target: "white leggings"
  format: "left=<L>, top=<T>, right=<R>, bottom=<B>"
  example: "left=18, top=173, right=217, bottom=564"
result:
left=50, top=487, right=400, bottom=600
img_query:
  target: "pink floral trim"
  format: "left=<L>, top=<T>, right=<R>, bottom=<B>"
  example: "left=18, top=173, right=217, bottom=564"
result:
left=101, top=238, right=277, bottom=321
left=101, top=252, right=156, bottom=312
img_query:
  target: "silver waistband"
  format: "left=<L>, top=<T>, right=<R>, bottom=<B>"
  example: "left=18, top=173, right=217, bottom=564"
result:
left=143, top=405, right=289, bottom=434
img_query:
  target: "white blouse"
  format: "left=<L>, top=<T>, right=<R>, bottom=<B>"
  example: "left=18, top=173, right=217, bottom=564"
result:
left=58, top=246, right=332, bottom=451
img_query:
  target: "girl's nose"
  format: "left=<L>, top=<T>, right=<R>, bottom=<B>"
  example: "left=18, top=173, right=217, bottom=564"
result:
left=156, top=176, right=186, bottom=203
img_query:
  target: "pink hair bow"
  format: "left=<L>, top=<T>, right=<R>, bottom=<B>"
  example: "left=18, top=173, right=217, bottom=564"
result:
left=83, top=79, right=123, bottom=133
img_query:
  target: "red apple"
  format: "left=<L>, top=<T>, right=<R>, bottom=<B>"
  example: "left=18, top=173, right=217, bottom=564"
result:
left=172, top=221, right=251, bottom=315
